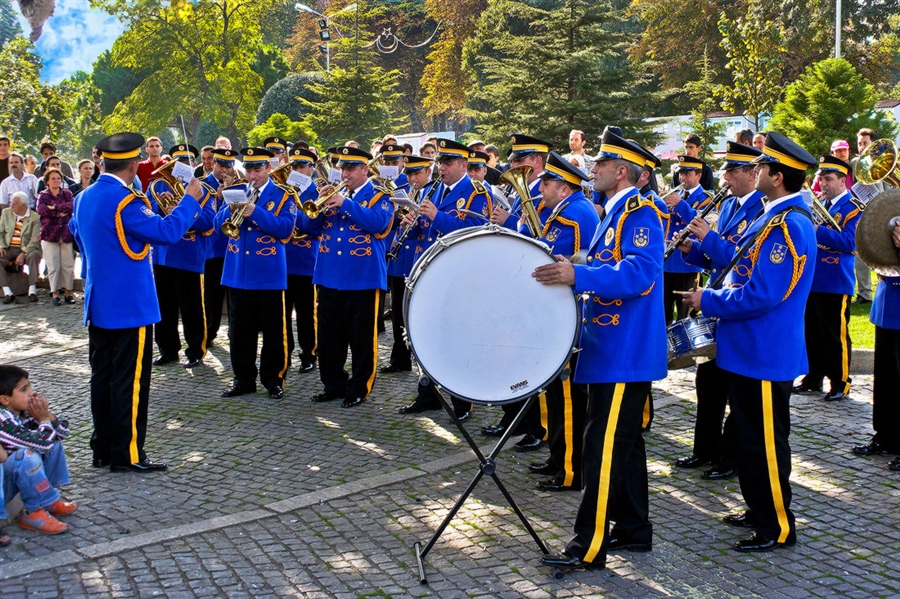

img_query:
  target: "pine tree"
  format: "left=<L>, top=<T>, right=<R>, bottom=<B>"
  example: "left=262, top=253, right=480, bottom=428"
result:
left=683, top=49, right=726, bottom=161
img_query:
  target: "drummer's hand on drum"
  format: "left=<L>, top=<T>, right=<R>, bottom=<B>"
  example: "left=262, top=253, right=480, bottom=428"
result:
left=681, top=286, right=703, bottom=311
left=678, top=239, right=693, bottom=254
left=893, top=222, right=900, bottom=248
left=491, top=206, right=510, bottom=225
left=533, top=255, right=575, bottom=286
left=687, top=216, right=710, bottom=240
left=418, top=199, right=437, bottom=221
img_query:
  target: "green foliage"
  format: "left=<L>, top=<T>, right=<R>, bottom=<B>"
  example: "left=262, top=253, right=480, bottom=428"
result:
left=683, top=49, right=726, bottom=160
left=465, top=0, right=659, bottom=151
left=718, top=2, right=786, bottom=130
left=769, top=58, right=898, bottom=157
left=194, top=120, right=221, bottom=148
left=55, top=71, right=106, bottom=160
left=0, top=0, right=23, bottom=45
left=246, top=113, right=319, bottom=147
left=256, top=72, right=325, bottom=125
left=91, top=50, right=149, bottom=116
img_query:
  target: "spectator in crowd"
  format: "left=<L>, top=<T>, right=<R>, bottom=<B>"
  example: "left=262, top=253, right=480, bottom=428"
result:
left=370, top=139, right=383, bottom=155
left=673, top=134, right=715, bottom=191
left=485, top=144, right=504, bottom=171
left=851, top=128, right=881, bottom=304
left=135, top=137, right=167, bottom=189
left=811, top=139, right=854, bottom=195
left=0, top=153, right=38, bottom=210
left=468, top=140, right=502, bottom=185
left=344, top=140, right=360, bottom=149
left=565, top=129, right=594, bottom=174
left=0, top=191, right=42, bottom=303
left=36, top=168, right=76, bottom=306
left=90, top=147, right=102, bottom=182
left=0, top=136, right=9, bottom=180
left=735, top=129, right=754, bottom=145
left=420, top=141, right=436, bottom=159
left=193, top=145, right=215, bottom=178
left=23, top=155, right=37, bottom=175
left=69, top=159, right=95, bottom=196
left=402, top=143, right=413, bottom=156
left=752, top=132, right=766, bottom=150
left=35, top=156, right=77, bottom=194
left=35, top=142, right=74, bottom=179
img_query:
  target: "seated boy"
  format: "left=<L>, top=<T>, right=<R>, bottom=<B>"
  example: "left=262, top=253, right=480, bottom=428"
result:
left=0, top=364, right=76, bottom=535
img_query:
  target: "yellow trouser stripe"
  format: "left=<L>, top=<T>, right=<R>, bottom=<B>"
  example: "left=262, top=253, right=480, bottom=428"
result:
left=365, top=293, right=379, bottom=394
left=198, top=274, right=208, bottom=359
left=311, top=285, right=318, bottom=357
left=539, top=393, right=549, bottom=441
left=839, top=294, right=850, bottom=392
left=585, top=382, right=625, bottom=562
left=761, top=380, right=791, bottom=543
left=642, top=394, right=651, bottom=429
left=562, top=372, right=575, bottom=486
left=278, top=290, right=288, bottom=379
left=129, top=326, right=146, bottom=464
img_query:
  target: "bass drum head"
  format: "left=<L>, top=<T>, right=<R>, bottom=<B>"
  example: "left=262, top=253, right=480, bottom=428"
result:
left=405, top=227, right=578, bottom=405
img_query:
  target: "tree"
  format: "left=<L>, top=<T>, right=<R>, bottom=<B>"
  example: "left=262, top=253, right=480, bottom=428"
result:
left=718, top=1, right=786, bottom=130
left=0, top=0, right=23, bottom=45
left=256, top=72, right=324, bottom=125
left=769, top=58, right=898, bottom=156
left=683, top=49, right=725, bottom=160
left=247, top=113, right=319, bottom=147
left=0, top=37, right=64, bottom=152
left=465, top=0, right=659, bottom=149
left=56, top=71, right=106, bottom=160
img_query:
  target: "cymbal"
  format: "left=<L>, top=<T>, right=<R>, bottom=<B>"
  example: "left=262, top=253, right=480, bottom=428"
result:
left=856, top=189, right=900, bottom=277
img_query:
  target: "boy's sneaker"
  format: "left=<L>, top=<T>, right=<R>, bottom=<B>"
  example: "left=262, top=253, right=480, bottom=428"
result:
left=19, top=509, right=68, bottom=534
left=47, top=500, right=78, bottom=516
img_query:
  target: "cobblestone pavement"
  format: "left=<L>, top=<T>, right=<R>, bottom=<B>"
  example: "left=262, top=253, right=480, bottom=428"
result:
left=0, top=289, right=898, bottom=598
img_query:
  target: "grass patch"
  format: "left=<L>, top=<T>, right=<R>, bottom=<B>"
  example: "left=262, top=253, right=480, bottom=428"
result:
left=850, top=300, right=875, bottom=349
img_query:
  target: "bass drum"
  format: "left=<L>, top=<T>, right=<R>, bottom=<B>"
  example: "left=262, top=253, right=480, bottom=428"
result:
left=404, top=225, right=579, bottom=405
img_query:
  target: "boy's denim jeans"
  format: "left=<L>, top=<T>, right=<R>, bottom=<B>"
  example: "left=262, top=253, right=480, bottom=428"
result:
left=1, top=441, right=70, bottom=517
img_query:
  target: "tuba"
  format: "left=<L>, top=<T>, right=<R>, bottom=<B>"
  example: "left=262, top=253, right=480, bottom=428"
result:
left=500, top=165, right=543, bottom=238
left=855, top=139, right=900, bottom=188
left=854, top=142, right=900, bottom=275
left=150, top=161, right=185, bottom=209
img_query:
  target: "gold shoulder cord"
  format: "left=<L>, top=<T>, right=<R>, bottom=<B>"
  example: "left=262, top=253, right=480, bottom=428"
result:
left=748, top=219, right=806, bottom=301
left=115, top=193, right=152, bottom=261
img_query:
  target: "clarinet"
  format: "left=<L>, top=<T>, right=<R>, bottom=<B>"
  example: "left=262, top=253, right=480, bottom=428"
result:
left=663, top=184, right=731, bottom=260
left=387, top=177, right=441, bottom=261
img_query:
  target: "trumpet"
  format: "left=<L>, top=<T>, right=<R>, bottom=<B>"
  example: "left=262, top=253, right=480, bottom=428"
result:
left=500, top=165, right=542, bottom=238
left=221, top=186, right=258, bottom=239
left=663, top=184, right=731, bottom=260
left=304, top=181, right=347, bottom=219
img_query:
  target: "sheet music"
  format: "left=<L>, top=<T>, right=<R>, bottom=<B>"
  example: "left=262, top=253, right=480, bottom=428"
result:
left=170, top=161, right=196, bottom=185
left=851, top=181, right=880, bottom=204
left=328, top=169, right=343, bottom=184
left=288, top=171, right=312, bottom=192
left=222, top=189, right=248, bottom=206
left=379, top=165, right=399, bottom=180
left=799, top=189, right=814, bottom=208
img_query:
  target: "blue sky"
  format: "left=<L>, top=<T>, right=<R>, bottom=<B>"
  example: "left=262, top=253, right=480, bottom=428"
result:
left=16, top=0, right=124, bottom=84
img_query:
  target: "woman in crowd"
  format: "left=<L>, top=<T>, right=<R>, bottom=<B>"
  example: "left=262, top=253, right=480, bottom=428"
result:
left=35, top=156, right=76, bottom=194
left=35, top=168, right=76, bottom=306
left=69, top=159, right=95, bottom=196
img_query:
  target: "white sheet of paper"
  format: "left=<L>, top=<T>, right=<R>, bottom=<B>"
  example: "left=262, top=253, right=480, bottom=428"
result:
left=379, top=165, right=399, bottom=180
left=851, top=181, right=879, bottom=204
left=171, top=160, right=196, bottom=185
left=269, top=158, right=281, bottom=169
left=800, top=189, right=814, bottom=207
left=222, top=189, right=248, bottom=206
left=491, top=185, right=511, bottom=211
left=328, top=169, right=343, bottom=184
left=391, top=193, right=416, bottom=211
left=288, top=171, right=312, bottom=192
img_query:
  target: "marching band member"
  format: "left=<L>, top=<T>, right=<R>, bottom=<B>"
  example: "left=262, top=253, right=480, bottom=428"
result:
left=521, top=151, right=599, bottom=492
left=386, top=155, right=435, bottom=380
left=534, top=129, right=667, bottom=570
left=378, top=143, right=410, bottom=194
left=148, top=144, right=217, bottom=369
left=490, top=134, right=550, bottom=230
left=203, top=148, right=241, bottom=344
left=300, top=146, right=395, bottom=408
left=674, top=142, right=766, bottom=480
left=682, top=131, right=817, bottom=552
left=70, top=132, right=204, bottom=472
left=399, top=138, right=492, bottom=420
left=793, top=155, right=864, bottom=401
left=663, top=155, right=713, bottom=325
left=264, top=137, right=289, bottom=165
left=285, top=147, right=320, bottom=374
left=215, top=147, right=295, bottom=400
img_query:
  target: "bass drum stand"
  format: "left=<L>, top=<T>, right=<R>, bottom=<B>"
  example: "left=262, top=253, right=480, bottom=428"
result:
left=413, top=382, right=550, bottom=585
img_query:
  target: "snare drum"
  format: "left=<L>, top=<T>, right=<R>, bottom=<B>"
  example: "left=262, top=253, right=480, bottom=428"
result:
left=404, top=225, right=579, bottom=405
left=666, top=316, right=717, bottom=369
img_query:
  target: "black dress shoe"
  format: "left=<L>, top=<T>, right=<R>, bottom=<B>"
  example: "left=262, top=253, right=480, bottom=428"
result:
left=528, top=461, right=558, bottom=475
left=379, top=363, right=412, bottom=374
left=92, top=457, right=110, bottom=468
left=342, top=396, right=366, bottom=408
left=110, top=459, right=168, bottom=472
left=298, top=360, right=316, bottom=373
left=152, top=355, right=178, bottom=366
left=514, top=434, right=543, bottom=452
left=607, top=536, right=652, bottom=552
left=1, top=295, right=14, bottom=304
left=702, top=466, right=737, bottom=480
left=889, top=457, right=900, bottom=471
left=28, top=293, right=38, bottom=303
left=182, top=358, right=202, bottom=368
left=852, top=297, right=872, bottom=305
left=733, top=532, right=793, bottom=553
left=823, top=390, right=847, bottom=402
left=222, top=384, right=256, bottom=398
left=791, top=383, right=822, bottom=394
left=398, top=398, right=440, bottom=414
left=266, top=385, right=284, bottom=399
left=539, top=551, right=605, bottom=570
left=852, top=439, right=890, bottom=455
left=454, top=411, right=470, bottom=423
left=722, top=511, right=756, bottom=528
left=482, top=424, right=507, bottom=437
left=674, top=454, right=709, bottom=468
left=536, top=479, right=580, bottom=492
left=309, top=390, right=343, bottom=403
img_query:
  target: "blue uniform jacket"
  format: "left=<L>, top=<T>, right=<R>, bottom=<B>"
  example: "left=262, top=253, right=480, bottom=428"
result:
left=203, top=173, right=230, bottom=260
left=286, top=182, right=319, bottom=277
left=518, top=191, right=599, bottom=257
left=387, top=181, right=436, bottom=279
left=686, top=190, right=765, bottom=280
left=414, top=174, right=492, bottom=258
left=810, top=191, right=864, bottom=295
left=148, top=178, right=217, bottom=273
left=871, top=276, right=900, bottom=330
left=665, top=186, right=713, bottom=274
left=702, top=193, right=816, bottom=381
left=502, top=179, right=541, bottom=230
left=572, top=187, right=668, bottom=384
left=214, top=180, right=295, bottom=290
left=69, top=173, right=202, bottom=328
left=298, top=180, right=394, bottom=291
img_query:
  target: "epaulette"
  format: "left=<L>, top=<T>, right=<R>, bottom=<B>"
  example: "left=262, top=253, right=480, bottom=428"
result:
left=131, top=187, right=147, bottom=200
left=849, top=197, right=865, bottom=211
left=472, top=179, right=489, bottom=196
left=200, top=180, right=217, bottom=195
left=273, top=182, right=298, bottom=199
left=624, top=194, right=643, bottom=213
left=767, top=211, right=788, bottom=227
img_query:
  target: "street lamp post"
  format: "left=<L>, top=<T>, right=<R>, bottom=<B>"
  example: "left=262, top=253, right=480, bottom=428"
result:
left=294, top=2, right=357, bottom=72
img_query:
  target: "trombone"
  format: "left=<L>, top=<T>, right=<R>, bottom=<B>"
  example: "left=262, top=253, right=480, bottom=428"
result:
left=804, top=183, right=842, bottom=231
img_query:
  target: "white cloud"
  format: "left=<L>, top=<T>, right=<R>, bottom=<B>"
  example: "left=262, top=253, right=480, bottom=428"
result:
left=16, top=0, right=124, bottom=84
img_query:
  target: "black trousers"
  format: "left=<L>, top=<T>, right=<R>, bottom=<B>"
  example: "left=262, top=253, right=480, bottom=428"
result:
left=692, top=359, right=737, bottom=469
left=545, top=355, right=588, bottom=486
left=873, top=325, right=900, bottom=449
left=89, top=324, right=152, bottom=466
left=801, top=292, right=852, bottom=394
left=204, top=257, right=228, bottom=342
left=227, top=288, right=288, bottom=389
left=728, top=372, right=796, bottom=544
left=153, top=265, right=207, bottom=361
left=663, top=272, right=699, bottom=325
left=566, top=382, right=652, bottom=565
left=285, top=275, right=317, bottom=364
left=317, top=286, right=379, bottom=399
left=387, top=275, right=412, bottom=370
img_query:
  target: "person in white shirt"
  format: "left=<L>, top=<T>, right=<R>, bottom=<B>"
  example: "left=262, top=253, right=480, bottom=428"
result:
left=0, top=154, right=39, bottom=210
